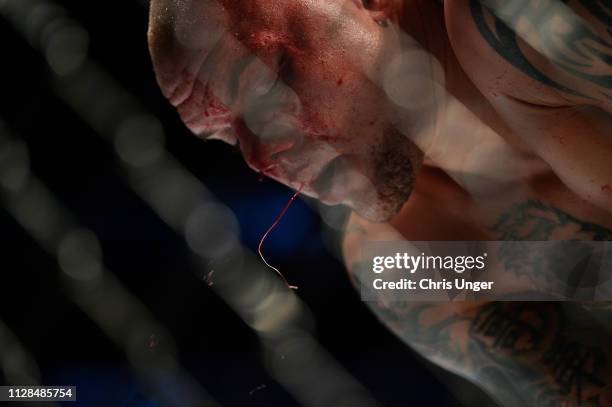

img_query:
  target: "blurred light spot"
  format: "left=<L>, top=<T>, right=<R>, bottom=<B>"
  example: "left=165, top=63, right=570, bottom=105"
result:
left=24, top=3, right=64, bottom=45
left=185, top=203, right=240, bottom=259
left=137, top=163, right=213, bottom=230
left=85, top=284, right=132, bottom=329
left=115, top=115, right=166, bottom=168
left=11, top=182, right=69, bottom=252
left=237, top=274, right=272, bottom=307
left=58, top=228, right=103, bottom=282
left=1, top=0, right=33, bottom=17
left=460, top=140, right=534, bottom=200
left=0, top=139, right=30, bottom=191
left=383, top=50, right=445, bottom=110
left=44, top=24, right=89, bottom=76
left=2, top=346, right=39, bottom=385
left=202, top=246, right=247, bottom=290
left=240, top=57, right=278, bottom=103
left=317, top=202, right=348, bottom=231
left=250, top=290, right=300, bottom=334
left=242, top=58, right=302, bottom=144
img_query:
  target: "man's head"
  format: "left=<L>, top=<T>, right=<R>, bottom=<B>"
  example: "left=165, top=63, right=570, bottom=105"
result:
left=148, top=0, right=423, bottom=222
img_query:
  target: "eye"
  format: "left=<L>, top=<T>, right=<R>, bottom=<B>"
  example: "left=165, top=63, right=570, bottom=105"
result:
left=277, top=52, right=294, bottom=84
left=361, top=0, right=387, bottom=12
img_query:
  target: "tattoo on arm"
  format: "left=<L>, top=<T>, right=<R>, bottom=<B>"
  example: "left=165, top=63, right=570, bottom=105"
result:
left=542, top=337, right=607, bottom=402
left=492, top=199, right=612, bottom=241
left=491, top=200, right=612, bottom=298
left=470, top=0, right=612, bottom=102
left=344, top=207, right=612, bottom=406
left=366, top=299, right=611, bottom=406
left=470, top=303, right=611, bottom=406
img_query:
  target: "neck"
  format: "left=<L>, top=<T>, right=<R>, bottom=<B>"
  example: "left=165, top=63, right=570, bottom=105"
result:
left=398, top=0, right=448, bottom=67
left=392, top=0, right=515, bottom=190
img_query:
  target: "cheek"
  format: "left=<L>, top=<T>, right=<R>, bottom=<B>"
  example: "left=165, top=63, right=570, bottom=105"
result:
left=305, top=75, right=390, bottom=140
left=271, top=26, right=390, bottom=145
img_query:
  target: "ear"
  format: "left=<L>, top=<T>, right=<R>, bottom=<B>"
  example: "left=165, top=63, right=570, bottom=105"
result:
left=359, top=0, right=398, bottom=24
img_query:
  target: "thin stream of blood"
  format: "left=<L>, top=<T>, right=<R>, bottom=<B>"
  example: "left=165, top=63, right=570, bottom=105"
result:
left=257, top=185, right=304, bottom=290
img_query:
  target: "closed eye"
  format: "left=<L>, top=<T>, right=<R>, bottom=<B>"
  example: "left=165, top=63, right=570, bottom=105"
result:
left=276, top=52, right=294, bottom=85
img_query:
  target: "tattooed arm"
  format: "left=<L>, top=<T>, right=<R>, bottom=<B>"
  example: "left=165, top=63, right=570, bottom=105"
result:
left=346, top=262, right=612, bottom=406
left=366, top=300, right=612, bottom=407
left=343, top=203, right=612, bottom=407
left=492, top=200, right=612, bottom=299
left=347, top=245, right=612, bottom=406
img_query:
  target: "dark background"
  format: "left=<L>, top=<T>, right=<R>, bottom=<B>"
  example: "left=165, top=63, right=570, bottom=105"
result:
left=0, top=1, right=497, bottom=406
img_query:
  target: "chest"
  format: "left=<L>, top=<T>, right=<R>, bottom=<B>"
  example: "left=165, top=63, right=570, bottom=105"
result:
left=394, top=162, right=612, bottom=242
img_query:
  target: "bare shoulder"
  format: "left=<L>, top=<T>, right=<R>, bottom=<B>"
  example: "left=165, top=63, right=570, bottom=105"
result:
left=445, top=0, right=612, bottom=110
left=444, top=0, right=612, bottom=212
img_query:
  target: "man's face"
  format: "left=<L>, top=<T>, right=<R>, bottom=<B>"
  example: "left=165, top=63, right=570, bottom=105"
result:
left=148, top=0, right=422, bottom=221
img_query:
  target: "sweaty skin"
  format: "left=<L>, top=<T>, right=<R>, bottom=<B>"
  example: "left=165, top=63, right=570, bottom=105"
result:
left=148, top=0, right=425, bottom=221
left=148, top=1, right=612, bottom=406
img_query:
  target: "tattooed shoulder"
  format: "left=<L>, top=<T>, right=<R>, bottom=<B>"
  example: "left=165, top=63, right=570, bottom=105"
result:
left=470, top=0, right=612, bottom=105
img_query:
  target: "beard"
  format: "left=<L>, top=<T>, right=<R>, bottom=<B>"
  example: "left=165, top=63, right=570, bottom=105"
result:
left=351, top=128, right=422, bottom=222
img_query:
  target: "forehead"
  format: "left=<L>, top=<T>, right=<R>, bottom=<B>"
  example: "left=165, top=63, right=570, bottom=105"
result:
left=216, top=0, right=356, bottom=32
left=218, top=0, right=350, bottom=19
left=214, top=0, right=362, bottom=49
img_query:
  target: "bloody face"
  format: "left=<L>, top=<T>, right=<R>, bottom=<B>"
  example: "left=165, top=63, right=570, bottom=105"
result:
left=148, top=0, right=423, bottom=222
